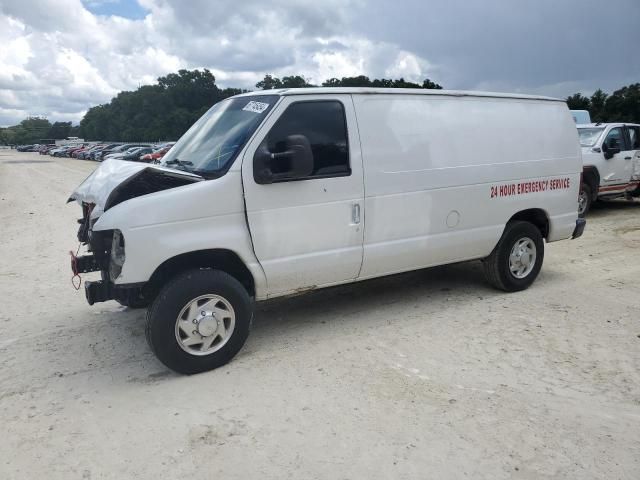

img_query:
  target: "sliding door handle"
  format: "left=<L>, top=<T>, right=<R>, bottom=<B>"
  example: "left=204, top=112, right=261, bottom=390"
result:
left=352, top=203, right=361, bottom=224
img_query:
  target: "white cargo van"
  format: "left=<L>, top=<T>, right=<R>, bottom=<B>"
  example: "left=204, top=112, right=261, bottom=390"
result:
left=69, top=88, right=585, bottom=373
left=571, top=110, right=591, bottom=124
left=577, top=123, right=640, bottom=215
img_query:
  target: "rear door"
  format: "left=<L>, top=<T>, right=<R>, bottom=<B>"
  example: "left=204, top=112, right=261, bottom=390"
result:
left=599, top=126, right=633, bottom=190
left=241, top=95, right=365, bottom=296
left=625, top=125, right=640, bottom=187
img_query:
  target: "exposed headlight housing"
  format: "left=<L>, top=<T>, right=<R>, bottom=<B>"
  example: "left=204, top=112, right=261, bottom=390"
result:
left=109, top=229, right=125, bottom=281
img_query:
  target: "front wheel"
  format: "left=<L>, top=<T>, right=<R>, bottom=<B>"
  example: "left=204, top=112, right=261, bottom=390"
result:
left=145, top=269, right=253, bottom=374
left=483, top=221, right=544, bottom=292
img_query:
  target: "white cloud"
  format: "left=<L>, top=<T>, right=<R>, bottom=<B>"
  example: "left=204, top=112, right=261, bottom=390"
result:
left=0, top=0, right=438, bottom=126
left=1, top=0, right=639, bottom=127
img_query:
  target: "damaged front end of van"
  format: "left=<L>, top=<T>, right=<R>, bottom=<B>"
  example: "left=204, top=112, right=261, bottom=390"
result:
left=68, top=160, right=203, bottom=307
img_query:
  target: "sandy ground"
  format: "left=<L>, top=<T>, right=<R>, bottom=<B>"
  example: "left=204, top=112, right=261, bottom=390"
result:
left=0, top=149, right=639, bottom=479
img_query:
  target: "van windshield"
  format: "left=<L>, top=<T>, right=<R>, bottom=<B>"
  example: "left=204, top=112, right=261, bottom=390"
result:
left=161, top=95, right=278, bottom=177
left=578, top=127, right=605, bottom=147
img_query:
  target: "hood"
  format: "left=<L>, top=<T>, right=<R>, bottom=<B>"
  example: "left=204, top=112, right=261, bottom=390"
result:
left=68, top=159, right=203, bottom=218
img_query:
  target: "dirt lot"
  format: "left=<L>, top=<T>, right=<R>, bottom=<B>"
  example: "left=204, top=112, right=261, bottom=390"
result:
left=1, top=149, right=639, bottom=479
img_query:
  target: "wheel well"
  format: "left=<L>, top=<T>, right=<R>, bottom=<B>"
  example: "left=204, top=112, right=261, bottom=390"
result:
left=144, top=249, right=255, bottom=300
left=582, top=167, right=600, bottom=200
left=508, top=209, right=549, bottom=239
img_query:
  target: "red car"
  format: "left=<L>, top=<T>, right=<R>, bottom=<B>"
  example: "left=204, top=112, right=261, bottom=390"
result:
left=70, top=145, right=89, bottom=158
left=140, top=146, right=171, bottom=163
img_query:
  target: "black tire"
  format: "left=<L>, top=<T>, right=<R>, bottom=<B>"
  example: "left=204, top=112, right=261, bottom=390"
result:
left=483, top=221, right=544, bottom=292
left=578, top=182, right=592, bottom=217
left=145, top=269, right=253, bottom=374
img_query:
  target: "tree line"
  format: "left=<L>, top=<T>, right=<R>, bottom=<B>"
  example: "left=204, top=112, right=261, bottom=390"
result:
left=77, top=70, right=443, bottom=142
left=2, top=68, right=638, bottom=145
left=565, top=84, right=640, bottom=123
left=0, top=118, right=80, bottom=146
left=255, top=73, right=442, bottom=90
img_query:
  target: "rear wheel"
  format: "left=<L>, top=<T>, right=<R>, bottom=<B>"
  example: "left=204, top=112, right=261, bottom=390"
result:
left=483, top=221, right=544, bottom=292
left=578, top=182, right=592, bottom=217
left=145, top=269, right=252, bottom=374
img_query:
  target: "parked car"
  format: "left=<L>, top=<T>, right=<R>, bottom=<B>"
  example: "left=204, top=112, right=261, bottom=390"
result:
left=89, top=144, right=119, bottom=161
left=578, top=123, right=640, bottom=215
left=59, top=145, right=81, bottom=157
left=140, top=146, right=172, bottom=163
left=99, top=144, right=149, bottom=161
left=38, top=145, right=55, bottom=155
left=121, top=147, right=154, bottom=162
left=49, top=146, right=74, bottom=157
left=69, top=88, right=584, bottom=374
left=70, top=146, right=89, bottom=158
left=76, top=145, right=101, bottom=160
left=104, top=146, right=150, bottom=161
left=17, top=144, right=39, bottom=152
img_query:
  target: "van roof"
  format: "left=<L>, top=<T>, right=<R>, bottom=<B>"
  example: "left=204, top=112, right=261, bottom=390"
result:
left=235, top=87, right=563, bottom=102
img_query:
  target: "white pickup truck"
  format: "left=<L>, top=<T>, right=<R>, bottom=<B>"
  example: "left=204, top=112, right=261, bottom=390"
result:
left=578, top=123, right=640, bottom=216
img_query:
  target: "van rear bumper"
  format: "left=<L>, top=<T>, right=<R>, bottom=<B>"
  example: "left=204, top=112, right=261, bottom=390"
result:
left=572, top=218, right=586, bottom=239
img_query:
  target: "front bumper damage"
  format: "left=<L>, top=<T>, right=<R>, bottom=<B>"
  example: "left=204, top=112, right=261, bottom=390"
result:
left=71, top=204, right=146, bottom=305
left=67, top=160, right=204, bottom=306
left=84, top=279, right=145, bottom=306
left=70, top=249, right=144, bottom=305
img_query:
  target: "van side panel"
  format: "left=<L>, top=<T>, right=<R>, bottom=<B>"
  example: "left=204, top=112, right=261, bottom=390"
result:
left=352, top=94, right=581, bottom=280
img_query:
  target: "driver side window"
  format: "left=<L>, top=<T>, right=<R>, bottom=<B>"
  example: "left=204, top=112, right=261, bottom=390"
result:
left=265, top=101, right=351, bottom=179
left=603, top=128, right=623, bottom=150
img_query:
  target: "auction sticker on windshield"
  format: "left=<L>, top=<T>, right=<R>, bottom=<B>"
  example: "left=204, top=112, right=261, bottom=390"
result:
left=242, top=101, right=270, bottom=114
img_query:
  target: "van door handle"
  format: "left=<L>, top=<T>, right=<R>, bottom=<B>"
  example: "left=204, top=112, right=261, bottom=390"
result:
left=352, top=203, right=361, bottom=224
left=625, top=156, right=632, bottom=160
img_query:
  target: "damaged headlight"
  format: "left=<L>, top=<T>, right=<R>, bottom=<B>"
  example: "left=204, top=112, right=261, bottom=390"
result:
left=109, top=229, right=125, bottom=281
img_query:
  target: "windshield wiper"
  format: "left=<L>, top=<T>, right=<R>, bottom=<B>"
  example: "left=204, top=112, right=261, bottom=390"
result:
left=164, top=158, right=194, bottom=168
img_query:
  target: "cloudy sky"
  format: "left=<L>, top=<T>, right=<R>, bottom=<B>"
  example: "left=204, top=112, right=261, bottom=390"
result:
left=1, top=0, right=639, bottom=126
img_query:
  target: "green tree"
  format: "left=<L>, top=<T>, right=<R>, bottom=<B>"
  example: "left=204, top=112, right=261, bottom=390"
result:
left=323, top=75, right=372, bottom=87
left=280, top=75, right=314, bottom=88
left=256, top=74, right=315, bottom=89
left=566, top=84, right=640, bottom=123
left=48, top=121, right=72, bottom=139
left=422, top=79, right=443, bottom=89
left=0, top=128, right=16, bottom=145
left=566, top=93, right=590, bottom=111
left=6, top=117, right=52, bottom=144
left=589, top=89, right=608, bottom=122
left=79, top=69, right=246, bottom=141
left=603, top=84, right=640, bottom=123
left=256, top=74, right=283, bottom=90
left=321, top=75, right=441, bottom=89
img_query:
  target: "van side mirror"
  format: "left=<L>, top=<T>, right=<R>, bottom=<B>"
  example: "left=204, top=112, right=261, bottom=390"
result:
left=253, top=135, right=314, bottom=184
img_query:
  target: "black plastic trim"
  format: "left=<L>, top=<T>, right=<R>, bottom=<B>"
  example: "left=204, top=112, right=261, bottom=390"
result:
left=572, top=218, right=586, bottom=239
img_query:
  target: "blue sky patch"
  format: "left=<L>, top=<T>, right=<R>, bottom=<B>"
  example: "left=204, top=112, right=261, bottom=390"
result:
left=82, top=0, right=148, bottom=20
